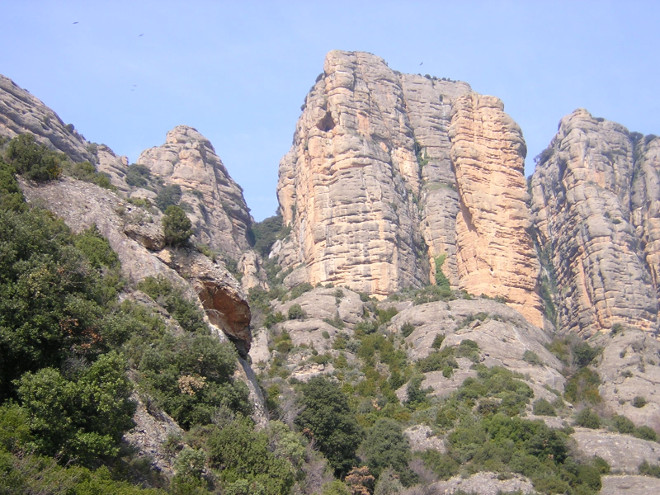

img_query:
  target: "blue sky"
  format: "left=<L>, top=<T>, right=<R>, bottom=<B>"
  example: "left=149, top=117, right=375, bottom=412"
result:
left=1, top=1, right=658, bottom=220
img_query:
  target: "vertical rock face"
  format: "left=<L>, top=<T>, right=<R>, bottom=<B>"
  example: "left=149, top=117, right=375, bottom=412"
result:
left=450, top=94, right=542, bottom=326
left=530, top=109, right=659, bottom=336
left=137, top=126, right=253, bottom=259
left=276, top=50, right=543, bottom=326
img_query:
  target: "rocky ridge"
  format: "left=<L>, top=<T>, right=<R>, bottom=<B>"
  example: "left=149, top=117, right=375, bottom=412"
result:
left=276, top=50, right=543, bottom=327
left=531, top=109, right=659, bottom=336
left=137, top=126, right=253, bottom=261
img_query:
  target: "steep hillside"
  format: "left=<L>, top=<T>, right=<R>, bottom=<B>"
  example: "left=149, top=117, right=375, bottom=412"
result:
left=275, top=50, right=543, bottom=327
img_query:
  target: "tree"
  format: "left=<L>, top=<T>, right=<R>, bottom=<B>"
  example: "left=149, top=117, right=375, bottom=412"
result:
left=361, top=418, right=414, bottom=485
left=295, top=377, right=362, bottom=476
left=16, top=351, right=135, bottom=466
left=163, top=205, right=192, bottom=246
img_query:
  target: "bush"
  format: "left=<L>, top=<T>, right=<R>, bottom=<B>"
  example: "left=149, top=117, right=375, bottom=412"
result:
left=633, top=425, right=657, bottom=441
left=17, top=351, right=135, bottom=466
left=362, top=418, right=415, bottom=485
left=125, top=164, right=151, bottom=188
left=533, top=398, right=556, bottom=416
left=400, top=322, right=415, bottom=338
left=287, top=303, right=307, bottom=320
left=163, top=205, right=193, bottom=246
left=5, top=134, right=63, bottom=181
left=523, top=350, right=543, bottom=366
left=574, top=408, right=601, bottom=429
left=137, top=276, right=207, bottom=333
left=565, top=367, right=602, bottom=404
left=249, top=214, right=286, bottom=257
left=632, top=396, right=647, bottom=408
left=290, top=282, right=313, bottom=299
left=206, top=418, right=295, bottom=495
left=155, top=184, right=182, bottom=211
left=295, top=376, right=362, bottom=476
left=611, top=414, right=635, bottom=434
left=136, top=332, right=250, bottom=428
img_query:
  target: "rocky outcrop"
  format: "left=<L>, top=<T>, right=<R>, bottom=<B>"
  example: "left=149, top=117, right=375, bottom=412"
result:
left=0, top=75, right=94, bottom=162
left=159, top=248, right=252, bottom=356
left=0, top=75, right=130, bottom=191
left=450, top=94, right=543, bottom=326
left=594, top=329, right=660, bottom=427
left=572, top=428, right=660, bottom=473
left=137, top=126, right=253, bottom=260
left=19, top=177, right=252, bottom=355
left=276, top=50, right=542, bottom=326
left=530, top=109, right=659, bottom=336
left=391, top=298, right=564, bottom=401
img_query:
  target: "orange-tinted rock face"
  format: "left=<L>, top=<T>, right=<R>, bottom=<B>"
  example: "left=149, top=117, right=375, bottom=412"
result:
left=531, top=109, right=659, bottom=336
left=450, top=94, right=543, bottom=327
left=276, top=50, right=543, bottom=326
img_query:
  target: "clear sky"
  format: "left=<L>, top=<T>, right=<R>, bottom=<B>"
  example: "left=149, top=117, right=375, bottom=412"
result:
left=1, top=0, right=658, bottom=220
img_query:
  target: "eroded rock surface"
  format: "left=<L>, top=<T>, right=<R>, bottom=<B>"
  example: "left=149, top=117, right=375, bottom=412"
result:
left=276, top=50, right=542, bottom=326
left=20, top=177, right=252, bottom=355
left=572, top=428, right=660, bottom=473
left=531, top=109, right=659, bottom=336
left=138, top=125, right=253, bottom=259
left=0, top=75, right=130, bottom=190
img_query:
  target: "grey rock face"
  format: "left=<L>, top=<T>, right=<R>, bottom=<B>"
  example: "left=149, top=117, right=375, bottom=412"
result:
left=0, top=74, right=130, bottom=190
left=572, top=428, right=660, bottom=473
left=137, top=126, right=253, bottom=259
left=531, top=109, right=659, bottom=336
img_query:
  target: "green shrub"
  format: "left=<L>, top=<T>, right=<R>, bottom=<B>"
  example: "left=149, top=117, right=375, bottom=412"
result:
left=290, top=282, right=314, bottom=299
left=434, top=254, right=451, bottom=292
left=565, top=367, right=602, bottom=404
left=5, top=134, right=63, bottom=181
left=136, top=332, right=249, bottom=428
left=361, top=418, right=416, bottom=485
left=417, top=347, right=458, bottom=373
left=162, top=205, right=192, bottom=246
left=522, top=350, right=543, bottom=366
left=287, top=303, right=307, bottom=320
left=611, top=414, right=635, bottom=434
left=639, top=460, right=660, bottom=477
left=137, top=276, right=207, bottom=333
left=155, top=184, right=182, bottom=211
left=17, top=351, right=135, bottom=466
left=249, top=214, right=290, bottom=257
left=295, top=376, right=362, bottom=476
left=401, top=322, right=415, bottom=338
left=532, top=398, right=556, bottom=416
left=574, top=408, right=601, bottom=429
left=125, top=164, right=151, bottom=188
left=207, top=418, right=296, bottom=495
left=431, top=333, right=445, bottom=348
left=633, top=425, right=657, bottom=441
left=632, top=396, right=647, bottom=408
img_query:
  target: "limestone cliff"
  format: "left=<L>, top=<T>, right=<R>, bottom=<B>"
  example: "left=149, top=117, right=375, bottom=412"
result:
left=276, top=50, right=543, bottom=326
left=137, top=126, right=253, bottom=260
left=530, top=109, right=659, bottom=336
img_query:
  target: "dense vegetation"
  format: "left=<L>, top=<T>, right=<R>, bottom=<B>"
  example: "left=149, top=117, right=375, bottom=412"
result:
left=2, top=133, right=658, bottom=494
